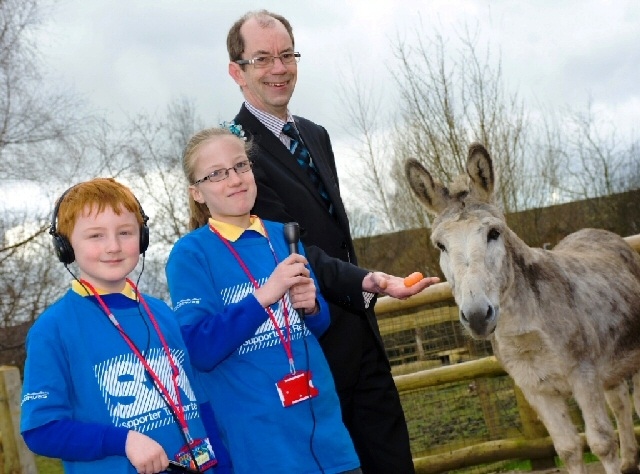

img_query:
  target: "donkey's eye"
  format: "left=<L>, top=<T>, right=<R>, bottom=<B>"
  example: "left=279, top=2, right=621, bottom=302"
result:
left=436, top=242, right=447, bottom=252
left=487, top=228, right=500, bottom=242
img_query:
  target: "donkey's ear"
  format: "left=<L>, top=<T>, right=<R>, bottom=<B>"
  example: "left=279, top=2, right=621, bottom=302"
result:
left=405, top=159, right=450, bottom=214
left=466, top=143, right=495, bottom=202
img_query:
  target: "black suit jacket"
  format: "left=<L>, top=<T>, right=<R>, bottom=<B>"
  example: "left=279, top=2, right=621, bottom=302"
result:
left=234, top=105, right=388, bottom=388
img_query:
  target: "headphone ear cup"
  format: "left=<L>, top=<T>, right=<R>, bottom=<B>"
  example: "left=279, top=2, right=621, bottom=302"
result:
left=139, top=223, right=150, bottom=254
left=52, top=233, right=75, bottom=265
left=50, top=186, right=74, bottom=265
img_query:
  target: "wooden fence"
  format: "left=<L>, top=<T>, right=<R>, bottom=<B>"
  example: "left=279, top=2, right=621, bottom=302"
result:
left=0, top=366, right=37, bottom=474
left=376, top=233, right=640, bottom=473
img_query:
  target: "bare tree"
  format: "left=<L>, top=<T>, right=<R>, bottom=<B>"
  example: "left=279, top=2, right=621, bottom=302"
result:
left=0, top=0, right=83, bottom=181
left=105, top=98, right=206, bottom=301
left=336, top=22, right=544, bottom=240
left=388, top=25, right=538, bottom=220
left=0, top=0, right=89, bottom=254
left=0, top=208, right=67, bottom=367
left=125, top=97, right=203, bottom=248
left=337, top=58, right=402, bottom=236
left=545, top=101, right=640, bottom=201
left=0, top=0, right=115, bottom=359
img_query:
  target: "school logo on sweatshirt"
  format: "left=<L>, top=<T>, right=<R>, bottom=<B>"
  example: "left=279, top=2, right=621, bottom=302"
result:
left=219, top=281, right=310, bottom=355
left=94, top=348, right=199, bottom=432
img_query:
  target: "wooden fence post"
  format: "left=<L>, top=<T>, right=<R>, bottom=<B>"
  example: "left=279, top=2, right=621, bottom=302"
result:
left=0, top=366, right=37, bottom=474
left=475, top=379, right=502, bottom=439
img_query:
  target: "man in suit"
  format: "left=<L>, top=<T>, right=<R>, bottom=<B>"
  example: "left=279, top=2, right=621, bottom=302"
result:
left=226, top=10, right=439, bottom=474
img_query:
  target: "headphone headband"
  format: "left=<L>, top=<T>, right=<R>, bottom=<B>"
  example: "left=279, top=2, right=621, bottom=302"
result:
left=50, top=185, right=150, bottom=265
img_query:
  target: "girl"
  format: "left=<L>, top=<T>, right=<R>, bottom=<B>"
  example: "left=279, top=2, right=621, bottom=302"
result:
left=165, top=127, right=361, bottom=474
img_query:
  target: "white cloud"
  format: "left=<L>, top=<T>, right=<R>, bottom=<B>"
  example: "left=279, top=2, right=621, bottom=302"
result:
left=0, top=182, right=50, bottom=214
left=33, top=1, right=640, bottom=137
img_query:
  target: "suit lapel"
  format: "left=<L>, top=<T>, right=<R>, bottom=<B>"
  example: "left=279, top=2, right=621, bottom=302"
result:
left=235, top=106, right=343, bottom=220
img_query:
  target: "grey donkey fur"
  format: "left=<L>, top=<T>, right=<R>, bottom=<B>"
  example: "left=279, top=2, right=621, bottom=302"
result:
left=406, top=143, right=640, bottom=474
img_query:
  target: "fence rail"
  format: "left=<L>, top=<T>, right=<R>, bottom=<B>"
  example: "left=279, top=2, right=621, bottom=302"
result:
left=377, top=233, right=640, bottom=473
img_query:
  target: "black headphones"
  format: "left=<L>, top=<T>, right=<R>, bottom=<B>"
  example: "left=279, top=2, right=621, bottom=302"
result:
left=49, top=185, right=150, bottom=265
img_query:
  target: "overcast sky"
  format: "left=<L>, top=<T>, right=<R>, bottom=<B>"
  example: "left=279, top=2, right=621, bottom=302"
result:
left=37, top=0, right=640, bottom=134
left=5, top=0, right=638, bottom=213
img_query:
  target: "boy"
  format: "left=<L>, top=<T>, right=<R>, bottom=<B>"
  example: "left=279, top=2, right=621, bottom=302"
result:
left=20, top=178, right=223, bottom=474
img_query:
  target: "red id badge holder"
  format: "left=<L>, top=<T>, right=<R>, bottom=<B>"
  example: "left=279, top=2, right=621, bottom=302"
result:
left=276, top=370, right=319, bottom=407
left=174, top=438, right=217, bottom=472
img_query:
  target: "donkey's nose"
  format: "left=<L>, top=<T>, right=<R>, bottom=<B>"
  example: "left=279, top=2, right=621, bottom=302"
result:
left=460, top=304, right=496, bottom=339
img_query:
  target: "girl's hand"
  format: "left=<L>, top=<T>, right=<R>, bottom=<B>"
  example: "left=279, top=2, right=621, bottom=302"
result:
left=254, top=254, right=310, bottom=307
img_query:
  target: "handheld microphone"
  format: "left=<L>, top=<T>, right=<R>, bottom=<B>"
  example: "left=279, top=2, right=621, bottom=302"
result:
left=283, top=222, right=304, bottom=319
left=283, top=222, right=300, bottom=256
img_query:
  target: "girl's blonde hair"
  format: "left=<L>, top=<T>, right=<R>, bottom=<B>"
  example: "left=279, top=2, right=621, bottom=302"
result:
left=182, top=127, right=255, bottom=230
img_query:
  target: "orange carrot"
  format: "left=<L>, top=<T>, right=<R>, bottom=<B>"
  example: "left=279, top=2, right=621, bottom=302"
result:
left=403, top=271, right=424, bottom=287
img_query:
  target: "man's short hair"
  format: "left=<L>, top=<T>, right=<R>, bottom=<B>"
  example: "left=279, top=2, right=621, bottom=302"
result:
left=226, top=10, right=295, bottom=63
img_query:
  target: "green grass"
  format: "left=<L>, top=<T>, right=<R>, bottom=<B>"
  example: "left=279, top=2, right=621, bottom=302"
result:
left=398, top=373, right=611, bottom=473
left=35, top=456, right=63, bottom=474
left=401, top=376, right=522, bottom=456
left=490, top=452, right=600, bottom=472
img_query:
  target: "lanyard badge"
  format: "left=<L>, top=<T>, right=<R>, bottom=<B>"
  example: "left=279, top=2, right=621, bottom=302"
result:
left=174, top=438, right=217, bottom=472
left=276, top=370, right=319, bottom=408
left=210, top=223, right=320, bottom=408
left=80, top=279, right=217, bottom=470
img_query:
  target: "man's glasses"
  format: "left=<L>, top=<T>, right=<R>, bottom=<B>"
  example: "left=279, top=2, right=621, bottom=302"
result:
left=193, top=160, right=253, bottom=185
left=235, top=52, right=301, bottom=69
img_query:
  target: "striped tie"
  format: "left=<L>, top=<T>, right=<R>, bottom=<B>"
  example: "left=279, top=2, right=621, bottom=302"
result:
left=282, top=122, right=334, bottom=216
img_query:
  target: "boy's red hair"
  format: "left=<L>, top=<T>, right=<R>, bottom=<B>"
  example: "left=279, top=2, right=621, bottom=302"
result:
left=55, top=178, right=144, bottom=239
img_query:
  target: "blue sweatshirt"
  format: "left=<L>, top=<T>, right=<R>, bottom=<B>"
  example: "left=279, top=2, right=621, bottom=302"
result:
left=21, top=290, right=225, bottom=473
left=166, top=219, right=359, bottom=474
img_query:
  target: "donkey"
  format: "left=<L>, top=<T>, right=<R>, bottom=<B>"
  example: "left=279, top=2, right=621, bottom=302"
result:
left=405, top=143, right=640, bottom=474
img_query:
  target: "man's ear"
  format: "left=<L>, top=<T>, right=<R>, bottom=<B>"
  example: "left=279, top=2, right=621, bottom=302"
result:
left=229, top=62, right=246, bottom=87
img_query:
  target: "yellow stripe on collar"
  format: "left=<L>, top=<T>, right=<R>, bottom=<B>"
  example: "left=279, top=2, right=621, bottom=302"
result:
left=71, top=280, right=137, bottom=300
left=208, top=216, right=266, bottom=242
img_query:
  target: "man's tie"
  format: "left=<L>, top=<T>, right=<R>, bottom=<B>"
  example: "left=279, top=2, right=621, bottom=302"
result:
left=282, top=122, right=334, bottom=216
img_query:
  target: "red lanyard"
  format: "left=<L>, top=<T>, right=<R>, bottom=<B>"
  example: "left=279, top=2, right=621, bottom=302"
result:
left=80, top=278, right=192, bottom=441
left=208, top=223, right=296, bottom=373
